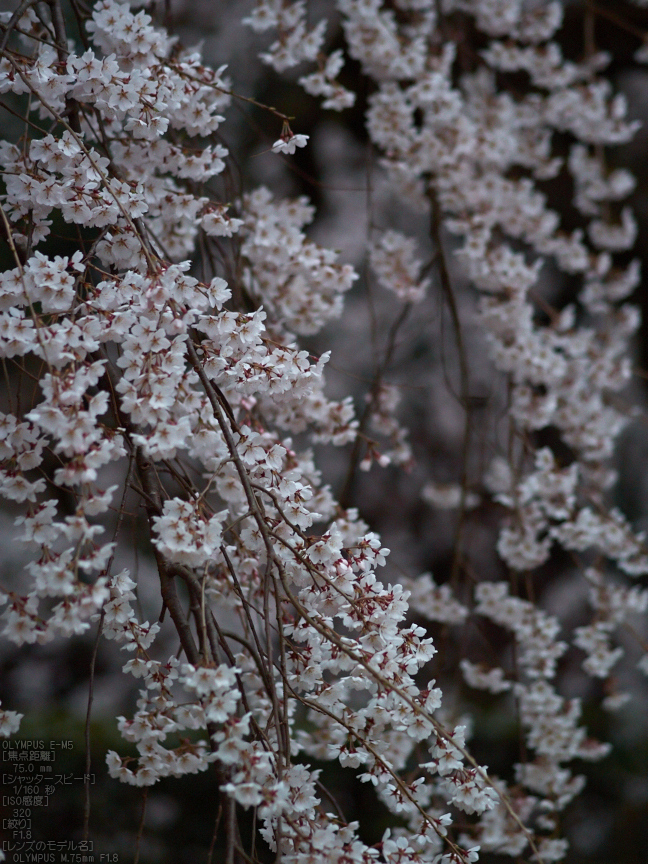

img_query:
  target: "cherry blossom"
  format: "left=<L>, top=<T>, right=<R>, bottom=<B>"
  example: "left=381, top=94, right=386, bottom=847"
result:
left=271, top=132, right=310, bottom=155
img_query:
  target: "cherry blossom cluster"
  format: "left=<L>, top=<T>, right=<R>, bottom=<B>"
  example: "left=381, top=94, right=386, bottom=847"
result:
left=246, top=0, right=648, bottom=859
left=0, top=2, right=500, bottom=862
left=1, top=1, right=647, bottom=863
